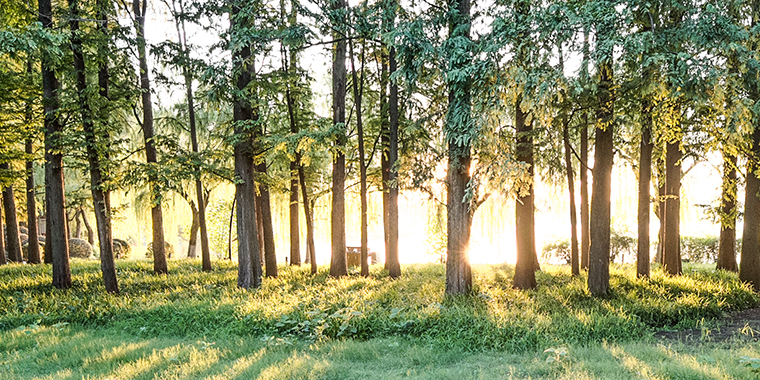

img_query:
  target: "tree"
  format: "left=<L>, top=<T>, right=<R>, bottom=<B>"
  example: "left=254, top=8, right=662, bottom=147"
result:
left=1, top=163, right=22, bottom=263
left=445, top=0, right=473, bottom=296
left=385, top=0, right=401, bottom=279
left=39, top=0, right=71, bottom=288
left=131, top=0, right=168, bottom=275
left=329, top=0, right=348, bottom=278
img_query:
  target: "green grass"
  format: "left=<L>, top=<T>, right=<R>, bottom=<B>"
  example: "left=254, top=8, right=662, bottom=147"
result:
left=0, top=261, right=757, bottom=351
left=1, top=260, right=759, bottom=378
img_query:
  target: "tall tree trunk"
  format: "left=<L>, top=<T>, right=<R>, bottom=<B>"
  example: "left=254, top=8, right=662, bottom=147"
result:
left=637, top=102, right=653, bottom=278
left=663, top=140, right=682, bottom=275
left=231, top=5, right=262, bottom=289
left=255, top=192, right=265, bottom=265
left=588, top=58, right=614, bottom=297
left=349, top=39, right=370, bottom=277
left=380, top=3, right=390, bottom=272
left=39, top=0, right=70, bottom=287
left=133, top=0, right=167, bottom=274
left=256, top=174, right=278, bottom=277
left=563, top=124, right=579, bottom=276
left=25, top=136, right=41, bottom=263
left=329, top=0, right=348, bottom=278
left=655, top=169, right=665, bottom=264
left=283, top=0, right=301, bottom=268
left=72, top=0, right=118, bottom=291
left=514, top=101, right=537, bottom=289
left=580, top=26, right=591, bottom=271
left=717, top=150, right=738, bottom=272
left=444, top=0, right=472, bottom=296
left=741, top=124, right=760, bottom=290
left=387, top=45, right=401, bottom=278
left=81, top=209, right=94, bottom=246
left=299, top=167, right=317, bottom=274
left=1, top=164, right=23, bottom=263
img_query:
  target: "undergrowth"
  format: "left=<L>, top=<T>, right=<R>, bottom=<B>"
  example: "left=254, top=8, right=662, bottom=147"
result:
left=0, top=260, right=756, bottom=353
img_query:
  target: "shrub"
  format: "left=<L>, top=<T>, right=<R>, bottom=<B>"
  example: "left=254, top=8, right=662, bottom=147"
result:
left=113, top=239, right=131, bottom=260
left=68, top=238, right=92, bottom=259
left=145, top=241, right=174, bottom=259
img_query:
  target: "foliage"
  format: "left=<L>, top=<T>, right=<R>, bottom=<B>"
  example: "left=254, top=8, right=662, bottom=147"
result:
left=0, top=261, right=756, bottom=354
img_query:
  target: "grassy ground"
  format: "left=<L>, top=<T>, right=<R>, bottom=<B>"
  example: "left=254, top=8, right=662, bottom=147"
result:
left=1, top=260, right=760, bottom=379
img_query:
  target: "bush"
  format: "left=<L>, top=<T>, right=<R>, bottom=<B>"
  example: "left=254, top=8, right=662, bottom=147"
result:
left=145, top=241, right=174, bottom=259
left=681, top=236, right=719, bottom=263
left=68, top=238, right=92, bottom=259
left=113, top=239, right=131, bottom=260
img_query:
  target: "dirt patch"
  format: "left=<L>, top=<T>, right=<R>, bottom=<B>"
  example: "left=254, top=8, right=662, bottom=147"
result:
left=655, top=308, right=760, bottom=344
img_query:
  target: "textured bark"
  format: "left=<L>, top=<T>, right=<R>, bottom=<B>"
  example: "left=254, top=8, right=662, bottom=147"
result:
left=256, top=176, right=278, bottom=277
left=588, top=60, right=614, bottom=297
left=444, top=0, right=472, bottom=296
left=387, top=45, right=401, bottom=278
left=329, top=0, right=348, bottom=278
left=80, top=209, right=94, bottom=246
left=563, top=124, right=579, bottom=276
left=299, top=167, right=317, bottom=274
left=39, top=0, right=70, bottom=287
left=380, top=43, right=390, bottom=272
left=514, top=101, right=536, bottom=289
left=580, top=27, right=591, bottom=271
left=283, top=0, right=301, bottom=268
left=1, top=165, right=23, bottom=263
left=655, top=172, right=665, bottom=264
left=133, top=0, right=167, bottom=274
left=662, top=140, right=682, bottom=275
left=349, top=40, right=369, bottom=277
left=25, top=140, right=41, bottom=264
left=231, top=7, right=262, bottom=289
left=637, top=105, right=653, bottom=278
left=186, top=203, right=199, bottom=258
left=717, top=151, right=738, bottom=272
left=71, top=0, right=119, bottom=292
left=741, top=151, right=760, bottom=291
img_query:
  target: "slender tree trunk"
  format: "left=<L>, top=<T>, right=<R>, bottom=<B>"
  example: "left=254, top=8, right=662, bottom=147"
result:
left=133, top=0, right=167, bottom=274
left=380, top=5, right=390, bottom=272
left=717, top=150, right=738, bottom=271
left=663, top=140, right=682, bottom=275
left=349, top=40, right=370, bottom=277
left=580, top=27, right=591, bottom=271
left=81, top=209, right=94, bottom=246
left=25, top=141, right=41, bottom=264
left=588, top=58, right=614, bottom=297
left=231, top=6, right=262, bottom=288
left=255, top=192, right=265, bottom=265
left=329, top=0, right=348, bottom=278
left=186, top=202, right=199, bottom=258
left=637, top=103, right=653, bottom=278
left=655, top=168, right=665, bottom=264
left=299, top=167, right=317, bottom=274
left=289, top=158, right=300, bottom=266
left=1, top=164, right=23, bottom=263
left=282, top=0, right=301, bottom=268
left=39, top=0, right=70, bottom=287
left=445, top=0, right=472, bottom=296
left=387, top=45, right=401, bottom=278
left=72, top=0, right=118, bottom=291
left=256, top=175, right=278, bottom=277
left=563, top=125, right=579, bottom=276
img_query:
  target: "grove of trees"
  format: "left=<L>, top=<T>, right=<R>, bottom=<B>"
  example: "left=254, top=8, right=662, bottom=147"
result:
left=1, top=0, right=760, bottom=296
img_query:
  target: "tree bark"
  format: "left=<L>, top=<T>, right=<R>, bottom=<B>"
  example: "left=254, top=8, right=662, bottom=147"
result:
left=25, top=144, right=41, bottom=265
left=289, top=159, right=300, bottom=266
left=39, top=0, right=70, bottom=287
left=563, top=124, right=579, bottom=276
left=444, top=0, right=472, bottom=296
left=299, top=167, right=317, bottom=274
left=283, top=0, right=301, bottom=268
left=662, top=140, right=682, bottom=275
left=231, top=5, right=262, bottom=289
left=514, top=101, right=536, bottom=289
left=186, top=202, right=199, bottom=258
left=387, top=44, right=401, bottom=279
left=717, top=150, right=738, bottom=271
left=256, top=174, right=278, bottom=277
left=380, top=3, right=391, bottom=272
left=637, top=103, right=653, bottom=278
left=1, top=164, right=23, bottom=263
left=81, top=209, right=94, bottom=246
left=349, top=39, right=370, bottom=277
left=588, top=59, right=614, bottom=297
left=580, top=26, right=591, bottom=271
left=329, top=0, right=348, bottom=278
left=133, top=0, right=167, bottom=274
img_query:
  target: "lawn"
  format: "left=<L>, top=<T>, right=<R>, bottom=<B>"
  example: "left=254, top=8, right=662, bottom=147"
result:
left=1, top=260, right=760, bottom=379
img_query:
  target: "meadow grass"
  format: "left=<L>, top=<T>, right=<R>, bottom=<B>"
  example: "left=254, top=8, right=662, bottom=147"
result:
left=1, top=260, right=759, bottom=378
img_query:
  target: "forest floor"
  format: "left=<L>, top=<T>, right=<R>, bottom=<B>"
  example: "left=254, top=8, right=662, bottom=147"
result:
left=3, top=260, right=760, bottom=379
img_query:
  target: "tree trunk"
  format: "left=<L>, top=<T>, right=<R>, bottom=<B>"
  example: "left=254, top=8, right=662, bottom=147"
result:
left=25, top=141, right=41, bottom=264
left=72, top=0, right=119, bottom=291
left=282, top=0, right=301, bottom=268
left=387, top=45, right=401, bottom=279
left=81, top=209, right=94, bottom=246
left=655, top=170, right=665, bottom=264
left=663, top=140, right=682, bottom=275
left=299, top=166, right=317, bottom=274
left=580, top=26, right=591, bottom=271
left=256, top=174, right=278, bottom=277
left=588, top=58, right=614, bottom=297
left=186, top=202, right=199, bottom=258
left=717, top=150, right=738, bottom=272
left=349, top=39, right=370, bottom=277
left=445, top=0, right=472, bottom=296
left=563, top=124, right=579, bottom=276
left=289, top=159, right=301, bottom=266
left=637, top=103, right=653, bottom=278
left=514, top=100, right=536, bottom=289
left=255, top=192, right=265, bottom=265
left=39, top=0, right=70, bottom=287
left=380, top=43, right=390, bottom=272
left=133, top=0, right=167, bottom=274
left=329, top=0, right=348, bottom=278
left=231, top=5, right=262, bottom=289
left=1, top=164, right=23, bottom=263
